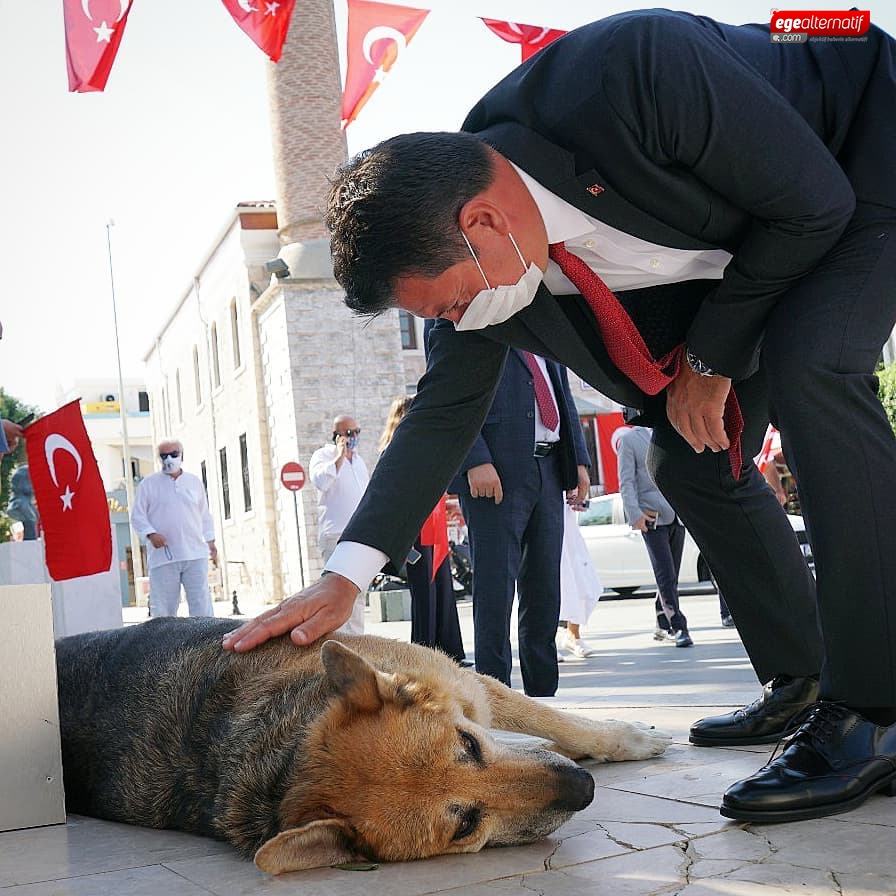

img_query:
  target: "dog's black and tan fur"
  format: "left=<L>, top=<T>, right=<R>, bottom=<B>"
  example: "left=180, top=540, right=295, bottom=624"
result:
left=56, top=617, right=669, bottom=874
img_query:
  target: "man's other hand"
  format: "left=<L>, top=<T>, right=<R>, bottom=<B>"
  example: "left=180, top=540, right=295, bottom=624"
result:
left=467, top=463, right=504, bottom=504
left=222, top=572, right=360, bottom=652
left=148, top=533, right=168, bottom=549
left=666, top=364, right=732, bottom=454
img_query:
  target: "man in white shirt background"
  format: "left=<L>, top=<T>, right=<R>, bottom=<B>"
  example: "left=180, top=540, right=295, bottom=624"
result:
left=131, top=439, right=217, bottom=617
left=308, top=415, right=369, bottom=633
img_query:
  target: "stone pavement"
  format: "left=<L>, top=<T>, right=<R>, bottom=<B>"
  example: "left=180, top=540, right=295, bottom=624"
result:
left=3, top=591, right=894, bottom=895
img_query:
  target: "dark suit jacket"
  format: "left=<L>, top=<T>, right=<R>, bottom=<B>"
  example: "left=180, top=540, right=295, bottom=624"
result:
left=447, top=350, right=590, bottom=496
left=344, top=10, right=891, bottom=569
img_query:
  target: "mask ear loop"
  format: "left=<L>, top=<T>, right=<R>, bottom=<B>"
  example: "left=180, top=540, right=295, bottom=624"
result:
left=507, top=232, right=528, bottom=274
left=460, top=232, right=492, bottom=290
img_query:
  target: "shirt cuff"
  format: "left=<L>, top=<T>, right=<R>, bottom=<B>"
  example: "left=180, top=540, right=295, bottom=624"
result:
left=324, top=542, right=388, bottom=593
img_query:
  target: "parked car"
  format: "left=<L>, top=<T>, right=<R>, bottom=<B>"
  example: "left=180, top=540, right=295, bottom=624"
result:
left=577, top=493, right=813, bottom=595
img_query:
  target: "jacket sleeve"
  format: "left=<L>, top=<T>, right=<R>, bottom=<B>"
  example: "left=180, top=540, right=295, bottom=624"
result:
left=342, top=321, right=509, bottom=570
left=616, top=435, right=642, bottom=525
left=599, top=13, right=855, bottom=379
left=556, top=364, right=591, bottom=467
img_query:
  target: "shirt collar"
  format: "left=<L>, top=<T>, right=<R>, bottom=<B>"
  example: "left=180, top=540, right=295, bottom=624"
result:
left=509, top=161, right=594, bottom=244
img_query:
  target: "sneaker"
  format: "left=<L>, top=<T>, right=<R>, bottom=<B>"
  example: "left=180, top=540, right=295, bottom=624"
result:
left=674, top=629, right=694, bottom=648
left=654, top=627, right=674, bottom=642
left=562, top=635, right=597, bottom=658
left=721, top=615, right=736, bottom=628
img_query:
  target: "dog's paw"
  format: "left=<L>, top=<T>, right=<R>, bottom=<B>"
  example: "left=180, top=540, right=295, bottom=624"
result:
left=549, top=719, right=672, bottom=763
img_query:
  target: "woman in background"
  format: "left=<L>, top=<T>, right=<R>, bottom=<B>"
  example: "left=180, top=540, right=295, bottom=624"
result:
left=379, top=396, right=467, bottom=664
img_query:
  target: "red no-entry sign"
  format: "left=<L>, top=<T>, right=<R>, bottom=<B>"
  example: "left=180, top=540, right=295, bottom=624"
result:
left=280, top=462, right=306, bottom=491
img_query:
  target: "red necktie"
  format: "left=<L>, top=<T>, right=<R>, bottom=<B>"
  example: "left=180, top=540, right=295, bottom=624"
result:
left=548, top=242, right=743, bottom=477
left=521, top=351, right=560, bottom=431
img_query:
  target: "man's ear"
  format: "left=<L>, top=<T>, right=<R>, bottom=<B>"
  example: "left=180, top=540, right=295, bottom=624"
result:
left=254, top=819, right=364, bottom=874
left=320, top=640, right=391, bottom=713
left=459, top=197, right=510, bottom=241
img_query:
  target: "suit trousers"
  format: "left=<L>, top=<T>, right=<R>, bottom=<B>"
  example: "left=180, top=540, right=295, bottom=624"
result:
left=643, top=522, right=687, bottom=633
left=651, top=200, right=896, bottom=706
left=460, top=449, right=564, bottom=696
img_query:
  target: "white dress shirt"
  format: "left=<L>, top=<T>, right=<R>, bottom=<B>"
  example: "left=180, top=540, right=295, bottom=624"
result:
left=131, top=471, right=215, bottom=569
left=308, top=444, right=370, bottom=538
left=326, top=169, right=733, bottom=592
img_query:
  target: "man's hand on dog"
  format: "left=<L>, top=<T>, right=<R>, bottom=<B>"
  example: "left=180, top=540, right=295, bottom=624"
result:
left=222, top=572, right=359, bottom=652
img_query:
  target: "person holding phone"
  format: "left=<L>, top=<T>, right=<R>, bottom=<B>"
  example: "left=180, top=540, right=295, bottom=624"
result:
left=617, top=425, right=692, bottom=648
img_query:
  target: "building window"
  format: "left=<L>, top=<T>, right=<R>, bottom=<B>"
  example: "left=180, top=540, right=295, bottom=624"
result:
left=200, top=460, right=207, bottom=494
left=193, top=346, right=202, bottom=405
left=230, top=299, right=242, bottom=369
left=239, top=433, right=251, bottom=512
left=211, top=323, right=221, bottom=388
left=219, top=447, right=231, bottom=520
left=138, top=390, right=150, bottom=412
left=398, top=309, right=417, bottom=349
left=175, top=370, right=182, bottom=423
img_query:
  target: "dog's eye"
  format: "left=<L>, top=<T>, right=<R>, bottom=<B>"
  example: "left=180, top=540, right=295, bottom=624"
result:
left=451, top=806, right=482, bottom=842
left=459, top=730, right=482, bottom=763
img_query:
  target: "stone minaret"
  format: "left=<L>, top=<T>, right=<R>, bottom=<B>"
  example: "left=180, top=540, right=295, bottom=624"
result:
left=256, top=0, right=407, bottom=595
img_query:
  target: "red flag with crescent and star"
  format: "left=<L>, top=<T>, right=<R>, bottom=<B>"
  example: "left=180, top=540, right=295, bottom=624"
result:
left=24, top=401, right=112, bottom=581
left=219, top=0, right=298, bottom=62
left=341, top=0, right=430, bottom=128
left=63, top=0, right=135, bottom=93
left=481, top=19, right=568, bottom=61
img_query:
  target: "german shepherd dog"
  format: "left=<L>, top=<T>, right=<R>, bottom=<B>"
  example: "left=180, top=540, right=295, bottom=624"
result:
left=56, top=617, right=670, bottom=875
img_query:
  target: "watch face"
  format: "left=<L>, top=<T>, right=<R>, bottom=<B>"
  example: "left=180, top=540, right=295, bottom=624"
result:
left=686, top=350, right=715, bottom=377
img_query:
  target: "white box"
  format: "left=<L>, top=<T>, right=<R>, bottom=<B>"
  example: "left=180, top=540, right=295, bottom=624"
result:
left=0, top=584, right=66, bottom=832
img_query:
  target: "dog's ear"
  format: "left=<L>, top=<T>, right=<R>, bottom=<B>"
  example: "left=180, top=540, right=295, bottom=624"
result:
left=320, top=640, right=386, bottom=712
left=254, top=819, right=363, bottom=874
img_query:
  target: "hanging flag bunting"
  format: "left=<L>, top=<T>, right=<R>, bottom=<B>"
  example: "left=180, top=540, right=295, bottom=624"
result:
left=220, top=0, right=298, bottom=62
left=481, top=19, right=568, bottom=62
left=25, top=401, right=112, bottom=581
left=63, top=0, right=135, bottom=93
left=341, top=0, right=430, bottom=128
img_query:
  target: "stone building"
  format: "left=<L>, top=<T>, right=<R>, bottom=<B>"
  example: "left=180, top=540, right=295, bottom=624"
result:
left=143, top=0, right=426, bottom=606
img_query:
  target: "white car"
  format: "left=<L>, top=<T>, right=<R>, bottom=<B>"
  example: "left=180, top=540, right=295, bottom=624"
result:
left=577, top=492, right=812, bottom=595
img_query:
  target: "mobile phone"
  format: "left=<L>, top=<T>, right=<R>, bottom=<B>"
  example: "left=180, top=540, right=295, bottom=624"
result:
left=14, top=413, right=34, bottom=427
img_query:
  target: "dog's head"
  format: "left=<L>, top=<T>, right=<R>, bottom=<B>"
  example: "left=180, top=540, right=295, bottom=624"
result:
left=254, top=641, right=594, bottom=874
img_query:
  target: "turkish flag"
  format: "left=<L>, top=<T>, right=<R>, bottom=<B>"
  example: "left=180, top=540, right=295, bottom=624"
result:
left=595, top=412, right=629, bottom=495
left=419, top=495, right=449, bottom=581
left=481, top=19, right=568, bottom=62
left=341, top=0, right=429, bottom=128
left=220, top=0, right=298, bottom=62
left=25, top=401, right=112, bottom=581
left=63, top=0, right=134, bottom=93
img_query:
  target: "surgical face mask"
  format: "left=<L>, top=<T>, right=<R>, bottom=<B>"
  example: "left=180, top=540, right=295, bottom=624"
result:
left=455, top=232, right=543, bottom=331
left=161, top=456, right=182, bottom=475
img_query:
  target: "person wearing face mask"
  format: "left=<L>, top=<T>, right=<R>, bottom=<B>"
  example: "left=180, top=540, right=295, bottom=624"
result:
left=225, top=11, right=896, bottom=828
left=308, top=415, right=370, bottom=633
left=131, top=439, right=217, bottom=617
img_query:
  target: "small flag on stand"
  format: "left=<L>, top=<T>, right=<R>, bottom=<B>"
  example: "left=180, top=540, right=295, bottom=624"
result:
left=25, top=401, right=112, bottom=581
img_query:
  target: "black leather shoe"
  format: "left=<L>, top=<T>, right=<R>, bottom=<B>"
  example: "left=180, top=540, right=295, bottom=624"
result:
left=689, top=676, right=819, bottom=746
left=721, top=702, right=896, bottom=822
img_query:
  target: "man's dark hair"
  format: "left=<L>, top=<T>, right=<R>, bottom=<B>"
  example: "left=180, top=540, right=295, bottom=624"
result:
left=325, top=132, right=495, bottom=316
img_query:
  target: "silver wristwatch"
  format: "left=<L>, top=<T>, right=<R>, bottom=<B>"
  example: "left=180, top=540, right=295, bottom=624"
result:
left=685, top=349, right=717, bottom=377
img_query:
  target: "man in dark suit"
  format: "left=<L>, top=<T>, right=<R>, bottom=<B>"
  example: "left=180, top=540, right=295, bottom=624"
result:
left=225, top=11, right=896, bottom=823
left=449, top=348, right=590, bottom=696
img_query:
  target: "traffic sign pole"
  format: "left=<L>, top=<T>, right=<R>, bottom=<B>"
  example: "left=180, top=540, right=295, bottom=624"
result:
left=280, top=463, right=307, bottom=591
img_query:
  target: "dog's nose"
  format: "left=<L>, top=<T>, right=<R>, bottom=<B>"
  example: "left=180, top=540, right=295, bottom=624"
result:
left=551, top=764, right=595, bottom=812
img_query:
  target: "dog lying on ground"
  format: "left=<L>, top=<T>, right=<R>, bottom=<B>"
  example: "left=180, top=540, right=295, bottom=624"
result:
left=56, top=617, right=670, bottom=874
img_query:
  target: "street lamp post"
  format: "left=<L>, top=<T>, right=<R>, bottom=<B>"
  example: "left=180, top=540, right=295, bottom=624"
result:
left=106, top=220, right=146, bottom=593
